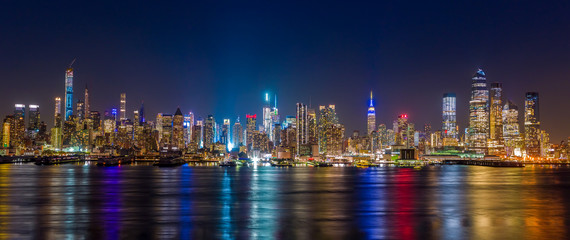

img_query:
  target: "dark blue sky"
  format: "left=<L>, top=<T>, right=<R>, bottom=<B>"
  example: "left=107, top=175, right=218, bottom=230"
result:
left=1, top=1, right=569, bottom=141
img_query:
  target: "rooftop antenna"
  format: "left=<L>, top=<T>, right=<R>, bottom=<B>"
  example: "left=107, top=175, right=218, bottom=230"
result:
left=69, top=58, right=76, bottom=69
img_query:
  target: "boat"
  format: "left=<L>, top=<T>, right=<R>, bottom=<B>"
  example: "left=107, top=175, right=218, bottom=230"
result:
left=153, top=157, right=186, bottom=167
left=97, top=156, right=134, bottom=166
left=317, top=162, right=333, bottom=167
left=270, top=160, right=293, bottom=167
left=219, top=160, right=237, bottom=167
left=354, top=160, right=378, bottom=168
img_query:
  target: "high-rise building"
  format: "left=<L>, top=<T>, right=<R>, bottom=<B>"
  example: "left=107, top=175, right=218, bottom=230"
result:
left=2, top=116, right=13, bottom=148
left=64, top=67, right=73, bottom=120
left=394, top=114, right=414, bottom=148
left=120, top=93, right=127, bottom=122
left=489, top=83, right=504, bottom=153
left=307, top=108, right=317, bottom=144
left=524, top=92, right=540, bottom=158
left=172, top=108, right=185, bottom=149
left=84, top=85, right=90, bottom=118
left=203, top=115, right=215, bottom=149
left=76, top=100, right=85, bottom=120
left=54, top=97, right=62, bottom=127
left=502, top=100, right=519, bottom=157
left=28, top=105, right=40, bottom=131
left=160, top=114, right=173, bottom=147
left=468, top=69, right=489, bottom=153
left=271, top=94, right=279, bottom=142
left=442, top=93, right=457, bottom=139
left=13, top=104, right=26, bottom=148
left=232, top=118, right=243, bottom=148
left=139, top=102, right=145, bottom=125
left=246, top=114, right=257, bottom=151
left=263, top=93, right=273, bottom=141
left=222, top=119, right=230, bottom=145
left=318, top=105, right=343, bottom=155
left=367, top=91, right=376, bottom=135
left=296, top=103, right=308, bottom=155
left=184, top=112, right=194, bottom=145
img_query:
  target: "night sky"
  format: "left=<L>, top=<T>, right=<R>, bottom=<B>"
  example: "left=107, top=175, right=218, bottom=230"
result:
left=1, top=1, right=569, bottom=142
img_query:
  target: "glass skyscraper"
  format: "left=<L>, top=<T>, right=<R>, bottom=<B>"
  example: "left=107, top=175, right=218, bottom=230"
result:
left=468, top=69, right=489, bottom=153
left=524, top=92, right=540, bottom=157
left=442, top=93, right=457, bottom=139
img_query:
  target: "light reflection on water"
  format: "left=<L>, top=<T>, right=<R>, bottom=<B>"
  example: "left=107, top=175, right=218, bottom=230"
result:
left=0, top=164, right=567, bottom=239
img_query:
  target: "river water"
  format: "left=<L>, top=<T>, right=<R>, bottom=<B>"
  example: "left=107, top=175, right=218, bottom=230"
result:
left=0, top=163, right=568, bottom=239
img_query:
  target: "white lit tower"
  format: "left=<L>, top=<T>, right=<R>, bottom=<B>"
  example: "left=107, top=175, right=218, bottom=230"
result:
left=120, top=93, right=127, bottom=122
left=263, top=93, right=272, bottom=139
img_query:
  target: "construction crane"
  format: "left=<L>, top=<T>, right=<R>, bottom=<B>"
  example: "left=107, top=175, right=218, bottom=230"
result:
left=68, top=58, right=76, bottom=69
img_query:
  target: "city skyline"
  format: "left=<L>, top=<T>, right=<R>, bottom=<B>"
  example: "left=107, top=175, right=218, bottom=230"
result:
left=1, top=1, right=570, bottom=142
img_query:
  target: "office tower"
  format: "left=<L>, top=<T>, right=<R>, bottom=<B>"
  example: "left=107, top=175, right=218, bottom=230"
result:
left=84, top=85, right=89, bottom=118
left=318, top=105, right=343, bottom=155
left=367, top=91, right=376, bottom=135
left=246, top=114, right=257, bottom=151
left=2, top=116, right=13, bottom=147
left=273, top=123, right=282, bottom=146
left=271, top=94, right=279, bottom=142
left=160, top=114, right=173, bottom=147
left=90, top=111, right=101, bottom=130
left=232, top=118, right=243, bottom=148
left=442, top=93, right=457, bottom=139
left=222, top=119, right=230, bottom=145
left=394, top=114, right=414, bottom=148
left=285, top=116, right=296, bottom=129
left=502, top=101, right=519, bottom=157
left=192, top=118, right=204, bottom=148
left=377, top=124, right=387, bottom=149
left=203, top=115, right=215, bottom=149
left=184, top=112, right=194, bottom=145
left=134, top=110, right=140, bottom=125
left=172, top=108, right=185, bottom=149
left=13, top=104, right=26, bottom=148
left=120, top=93, right=126, bottom=122
left=76, top=100, right=85, bottom=120
left=468, top=68, right=489, bottom=153
left=138, top=102, right=145, bottom=125
left=54, top=97, right=62, bottom=127
left=28, top=105, right=40, bottom=131
left=111, top=108, right=118, bottom=122
left=489, top=83, right=504, bottom=153
left=307, top=108, right=317, bottom=144
left=524, top=92, right=540, bottom=158
left=263, top=93, right=273, bottom=140
left=64, top=67, right=73, bottom=120
left=296, top=103, right=308, bottom=155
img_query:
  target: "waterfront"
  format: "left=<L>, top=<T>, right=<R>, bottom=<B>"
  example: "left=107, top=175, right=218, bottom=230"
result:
left=0, top=164, right=568, bottom=239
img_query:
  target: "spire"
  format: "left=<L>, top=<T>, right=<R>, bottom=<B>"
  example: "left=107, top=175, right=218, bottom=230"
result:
left=369, top=90, right=374, bottom=107
left=175, top=107, right=183, bottom=116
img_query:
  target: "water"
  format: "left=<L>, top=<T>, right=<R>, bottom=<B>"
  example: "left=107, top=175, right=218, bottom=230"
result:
left=0, top=164, right=568, bottom=239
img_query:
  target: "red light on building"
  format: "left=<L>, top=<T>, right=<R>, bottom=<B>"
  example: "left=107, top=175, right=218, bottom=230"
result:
left=246, top=114, right=257, bottom=119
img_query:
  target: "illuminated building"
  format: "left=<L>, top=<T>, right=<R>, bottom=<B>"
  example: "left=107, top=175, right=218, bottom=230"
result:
left=156, top=113, right=163, bottom=142
left=160, top=114, right=173, bottom=148
left=367, top=91, right=376, bottom=135
left=13, top=104, right=25, bottom=148
left=285, top=115, right=296, bottom=129
left=184, top=112, right=194, bottom=145
left=28, top=105, right=40, bottom=132
left=120, top=93, right=126, bottom=122
left=318, top=105, right=343, bottom=155
left=442, top=93, right=457, bottom=141
left=263, top=93, right=273, bottom=140
left=377, top=124, right=387, bottom=149
left=134, top=110, right=140, bottom=125
left=192, top=118, right=203, bottom=148
left=203, top=115, right=215, bottom=149
left=271, top=94, right=279, bottom=142
left=90, top=111, right=101, bottom=130
left=296, top=103, right=308, bottom=155
left=111, top=108, right=118, bottom=122
left=76, top=100, right=84, bottom=120
left=489, top=83, right=504, bottom=154
left=273, top=123, right=281, bottom=147
left=246, top=114, right=256, bottom=151
left=2, top=116, right=13, bottom=148
left=307, top=108, right=317, bottom=144
left=54, top=97, right=62, bottom=127
left=172, top=108, right=185, bottom=149
left=394, top=114, right=413, bottom=147
left=539, top=130, right=550, bottom=158
left=84, top=85, right=89, bottom=118
left=221, top=119, right=230, bottom=145
left=468, top=68, right=489, bottom=153
left=524, top=92, right=540, bottom=157
left=502, top=100, right=519, bottom=157
left=64, top=67, right=73, bottom=120
left=139, top=102, right=145, bottom=125
left=232, top=118, right=243, bottom=147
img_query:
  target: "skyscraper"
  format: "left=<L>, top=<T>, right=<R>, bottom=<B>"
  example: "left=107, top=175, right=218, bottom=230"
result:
left=502, top=100, right=519, bottom=157
left=184, top=112, right=194, bottom=145
left=296, top=103, right=308, bottom=155
left=139, top=102, right=145, bottom=125
left=64, top=67, right=73, bottom=120
left=489, top=83, right=504, bottom=154
left=13, top=104, right=26, bottom=148
left=120, top=93, right=127, bottom=121
left=203, top=115, right=215, bottom=149
left=263, top=93, right=273, bottom=140
left=524, top=92, right=540, bottom=158
left=84, top=85, right=90, bottom=118
left=54, top=97, right=62, bottom=127
left=172, top=108, right=185, bottom=149
left=232, top=118, right=243, bottom=148
left=28, top=105, right=40, bottom=131
left=442, top=93, right=457, bottom=145
left=468, top=68, right=489, bottom=153
left=318, top=105, right=343, bottom=155
left=246, top=114, right=256, bottom=151
left=222, top=119, right=230, bottom=145
left=307, top=108, right=317, bottom=144
left=367, top=91, right=376, bottom=135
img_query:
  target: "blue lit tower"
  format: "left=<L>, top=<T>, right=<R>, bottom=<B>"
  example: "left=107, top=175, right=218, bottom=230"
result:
left=64, top=60, right=75, bottom=120
left=367, top=91, right=376, bottom=135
